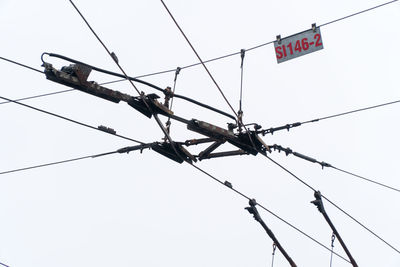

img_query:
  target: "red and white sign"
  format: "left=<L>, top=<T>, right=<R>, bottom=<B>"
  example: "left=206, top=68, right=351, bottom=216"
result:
left=274, top=26, right=324, bottom=63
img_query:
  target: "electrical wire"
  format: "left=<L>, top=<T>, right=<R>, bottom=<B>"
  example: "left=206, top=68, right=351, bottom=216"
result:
left=0, top=56, right=43, bottom=74
left=269, top=144, right=400, bottom=193
left=0, top=89, right=75, bottom=105
left=188, top=163, right=351, bottom=264
left=331, top=166, right=400, bottom=193
left=319, top=0, right=399, bottom=27
left=0, top=262, right=9, bottom=267
left=99, top=0, right=399, bottom=84
left=0, top=153, right=106, bottom=175
left=0, top=95, right=143, bottom=144
left=262, top=153, right=400, bottom=254
left=260, top=99, right=400, bottom=135
left=0, top=142, right=350, bottom=263
left=302, top=99, right=400, bottom=124
left=3, top=0, right=398, bottom=108
left=160, top=0, right=238, bottom=119
left=67, top=0, right=188, bottom=168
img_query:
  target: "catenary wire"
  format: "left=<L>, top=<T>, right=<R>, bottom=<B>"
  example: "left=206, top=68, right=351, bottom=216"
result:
left=302, top=99, right=400, bottom=124
left=0, top=153, right=108, bottom=176
left=2, top=0, right=398, bottom=105
left=0, top=146, right=349, bottom=263
left=260, top=99, right=400, bottom=135
left=319, top=0, right=398, bottom=27
left=98, top=0, right=399, bottom=83
left=332, top=166, right=400, bottom=193
left=0, top=89, right=75, bottom=105
left=187, top=163, right=351, bottom=264
left=269, top=144, right=400, bottom=193
left=67, top=0, right=188, bottom=163
left=262, top=153, right=400, bottom=254
left=160, top=0, right=238, bottom=119
left=0, top=56, right=43, bottom=74
left=0, top=95, right=143, bottom=144
left=159, top=0, right=258, bottom=153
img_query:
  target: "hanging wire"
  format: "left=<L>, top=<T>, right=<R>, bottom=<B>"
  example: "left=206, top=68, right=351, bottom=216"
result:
left=165, top=67, right=181, bottom=134
left=2, top=1, right=399, bottom=105
left=261, top=153, right=400, bottom=254
left=238, top=49, right=245, bottom=131
left=0, top=95, right=143, bottom=144
left=330, top=233, right=336, bottom=267
left=160, top=0, right=238, bottom=119
left=271, top=243, right=277, bottom=267
left=0, top=56, right=43, bottom=74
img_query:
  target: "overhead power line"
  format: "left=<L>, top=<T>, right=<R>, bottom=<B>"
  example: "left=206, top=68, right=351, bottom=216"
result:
left=269, top=144, right=400, bottom=193
left=160, top=0, right=238, bottom=120
left=0, top=143, right=153, bottom=176
left=177, top=162, right=352, bottom=264
left=332, top=166, right=400, bottom=193
left=0, top=95, right=143, bottom=144
left=2, top=0, right=398, bottom=107
left=0, top=89, right=75, bottom=105
left=103, top=0, right=399, bottom=82
left=259, top=99, right=400, bottom=135
left=319, top=0, right=399, bottom=27
left=0, top=147, right=349, bottom=263
left=0, top=56, right=43, bottom=74
left=262, top=153, right=400, bottom=254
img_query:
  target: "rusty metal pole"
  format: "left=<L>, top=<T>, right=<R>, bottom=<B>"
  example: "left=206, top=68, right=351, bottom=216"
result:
left=311, top=191, right=358, bottom=267
left=246, top=199, right=297, bottom=267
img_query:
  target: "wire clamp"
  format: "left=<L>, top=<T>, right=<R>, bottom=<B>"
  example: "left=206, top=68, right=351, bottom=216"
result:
left=312, top=23, right=317, bottom=32
left=276, top=35, right=282, bottom=44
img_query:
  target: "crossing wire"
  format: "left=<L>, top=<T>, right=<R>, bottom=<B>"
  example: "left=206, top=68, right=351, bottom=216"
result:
left=160, top=0, right=238, bottom=120
left=0, top=56, right=43, bottom=74
left=101, top=0, right=399, bottom=82
left=2, top=0, right=398, bottom=105
left=0, top=95, right=143, bottom=144
left=262, top=153, right=400, bottom=254
left=331, top=166, right=400, bottom=193
left=269, top=144, right=400, bottom=193
left=0, top=147, right=351, bottom=264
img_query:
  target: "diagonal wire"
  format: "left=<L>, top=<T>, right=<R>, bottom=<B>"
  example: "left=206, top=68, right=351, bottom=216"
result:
left=319, top=0, right=399, bottom=27
left=0, top=56, right=43, bottom=74
left=2, top=1, right=398, bottom=105
left=0, top=153, right=107, bottom=176
left=262, top=152, right=400, bottom=254
left=160, top=0, right=238, bottom=119
left=0, top=142, right=350, bottom=263
left=0, top=89, right=75, bottom=105
left=0, top=95, right=143, bottom=144
left=268, top=144, right=400, bottom=193
left=260, top=99, right=400, bottom=135
left=331, top=166, right=400, bottom=193
left=188, top=162, right=351, bottom=264
left=302, top=100, right=400, bottom=124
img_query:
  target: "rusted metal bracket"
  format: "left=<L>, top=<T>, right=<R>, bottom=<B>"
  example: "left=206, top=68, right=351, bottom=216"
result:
left=198, top=141, right=225, bottom=160
left=246, top=199, right=297, bottom=267
left=151, top=142, right=196, bottom=164
left=199, top=149, right=248, bottom=160
left=187, top=119, right=268, bottom=156
left=43, top=63, right=131, bottom=103
left=311, top=191, right=358, bottom=267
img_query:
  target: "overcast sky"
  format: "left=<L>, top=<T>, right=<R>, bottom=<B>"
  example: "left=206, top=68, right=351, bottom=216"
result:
left=1, top=1, right=400, bottom=266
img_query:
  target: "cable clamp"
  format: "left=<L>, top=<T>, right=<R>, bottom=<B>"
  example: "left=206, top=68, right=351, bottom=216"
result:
left=312, top=23, right=317, bottom=32
left=276, top=35, right=282, bottom=44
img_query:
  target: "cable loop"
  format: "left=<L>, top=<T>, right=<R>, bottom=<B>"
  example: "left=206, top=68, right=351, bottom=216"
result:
left=271, top=243, right=277, bottom=267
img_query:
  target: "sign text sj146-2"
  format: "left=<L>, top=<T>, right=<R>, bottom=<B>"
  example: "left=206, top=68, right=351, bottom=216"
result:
left=274, top=25, right=324, bottom=63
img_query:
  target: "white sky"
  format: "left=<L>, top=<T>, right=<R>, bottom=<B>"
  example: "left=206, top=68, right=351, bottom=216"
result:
left=1, top=1, right=399, bottom=266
